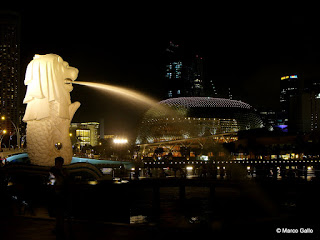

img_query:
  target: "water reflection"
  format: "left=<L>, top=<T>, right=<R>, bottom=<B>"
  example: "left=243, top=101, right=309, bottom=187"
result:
left=3, top=163, right=320, bottom=233
left=130, top=215, right=148, bottom=224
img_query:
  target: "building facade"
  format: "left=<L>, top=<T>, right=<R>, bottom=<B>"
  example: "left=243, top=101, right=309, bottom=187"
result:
left=279, top=75, right=299, bottom=127
left=0, top=11, right=21, bottom=134
left=279, top=74, right=320, bottom=133
left=70, top=122, right=100, bottom=147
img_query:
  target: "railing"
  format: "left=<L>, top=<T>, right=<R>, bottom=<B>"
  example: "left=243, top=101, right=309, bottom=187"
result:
left=0, top=148, right=25, bottom=159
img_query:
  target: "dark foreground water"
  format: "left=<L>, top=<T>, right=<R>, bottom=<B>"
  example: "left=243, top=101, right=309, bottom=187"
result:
left=1, top=171, right=320, bottom=239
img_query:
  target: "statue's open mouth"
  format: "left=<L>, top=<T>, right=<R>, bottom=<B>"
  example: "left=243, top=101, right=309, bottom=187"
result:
left=65, top=78, right=73, bottom=84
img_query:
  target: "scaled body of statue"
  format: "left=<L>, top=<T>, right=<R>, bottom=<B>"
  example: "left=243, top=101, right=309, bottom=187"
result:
left=23, top=54, right=80, bottom=166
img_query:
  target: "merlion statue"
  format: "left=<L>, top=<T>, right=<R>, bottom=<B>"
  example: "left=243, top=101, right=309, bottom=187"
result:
left=23, top=54, right=80, bottom=166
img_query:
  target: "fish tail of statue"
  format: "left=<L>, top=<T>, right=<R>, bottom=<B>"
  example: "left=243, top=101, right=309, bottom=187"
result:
left=23, top=54, right=79, bottom=166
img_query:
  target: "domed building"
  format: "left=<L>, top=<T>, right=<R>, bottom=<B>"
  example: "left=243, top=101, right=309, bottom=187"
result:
left=136, top=97, right=263, bottom=145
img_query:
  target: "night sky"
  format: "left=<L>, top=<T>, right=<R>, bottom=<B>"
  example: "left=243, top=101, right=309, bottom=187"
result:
left=8, top=5, right=320, bottom=138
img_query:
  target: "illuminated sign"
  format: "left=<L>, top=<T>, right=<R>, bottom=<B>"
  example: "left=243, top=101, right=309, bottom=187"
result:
left=281, top=75, right=298, bottom=80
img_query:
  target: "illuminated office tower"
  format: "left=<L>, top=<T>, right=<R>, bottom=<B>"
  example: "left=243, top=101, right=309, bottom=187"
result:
left=0, top=11, right=21, bottom=134
left=279, top=75, right=299, bottom=127
left=280, top=75, right=320, bottom=132
left=165, top=41, right=185, bottom=98
left=190, top=54, right=204, bottom=97
left=294, top=77, right=320, bottom=132
left=165, top=41, right=205, bottom=98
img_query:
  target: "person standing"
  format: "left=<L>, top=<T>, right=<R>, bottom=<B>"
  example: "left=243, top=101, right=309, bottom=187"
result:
left=50, top=157, right=70, bottom=238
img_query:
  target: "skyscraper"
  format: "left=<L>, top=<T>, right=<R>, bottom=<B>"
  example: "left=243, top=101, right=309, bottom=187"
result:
left=164, top=41, right=205, bottom=99
left=0, top=11, right=21, bottom=135
left=279, top=75, right=299, bottom=127
left=299, top=77, right=320, bottom=132
left=279, top=74, right=320, bottom=132
left=190, top=55, right=204, bottom=97
left=165, top=41, right=184, bottom=98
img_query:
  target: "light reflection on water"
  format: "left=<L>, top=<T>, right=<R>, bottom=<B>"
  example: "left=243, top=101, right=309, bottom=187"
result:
left=130, top=215, right=148, bottom=224
left=130, top=187, right=212, bottom=226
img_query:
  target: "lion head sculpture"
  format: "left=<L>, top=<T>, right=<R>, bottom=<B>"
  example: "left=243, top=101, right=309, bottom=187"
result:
left=23, top=54, right=80, bottom=166
left=23, top=54, right=79, bottom=121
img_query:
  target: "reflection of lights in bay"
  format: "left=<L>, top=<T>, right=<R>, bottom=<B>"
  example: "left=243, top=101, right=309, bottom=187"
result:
left=88, top=180, right=98, bottom=185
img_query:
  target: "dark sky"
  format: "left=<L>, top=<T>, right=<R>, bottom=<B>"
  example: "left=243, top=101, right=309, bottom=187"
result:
left=8, top=5, right=320, bottom=138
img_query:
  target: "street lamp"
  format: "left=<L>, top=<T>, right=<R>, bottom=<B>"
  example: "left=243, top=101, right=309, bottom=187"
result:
left=0, top=129, right=7, bottom=150
left=113, top=138, right=128, bottom=144
left=1, top=116, right=20, bottom=148
left=113, top=137, right=128, bottom=161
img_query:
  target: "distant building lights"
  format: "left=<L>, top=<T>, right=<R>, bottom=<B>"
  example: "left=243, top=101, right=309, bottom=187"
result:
left=200, top=155, right=209, bottom=161
left=281, top=75, right=298, bottom=80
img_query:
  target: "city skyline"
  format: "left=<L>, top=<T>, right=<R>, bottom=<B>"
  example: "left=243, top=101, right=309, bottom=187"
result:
left=2, top=7, right=320, bottom=237
left=3, top=6, right=320, bottom=137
